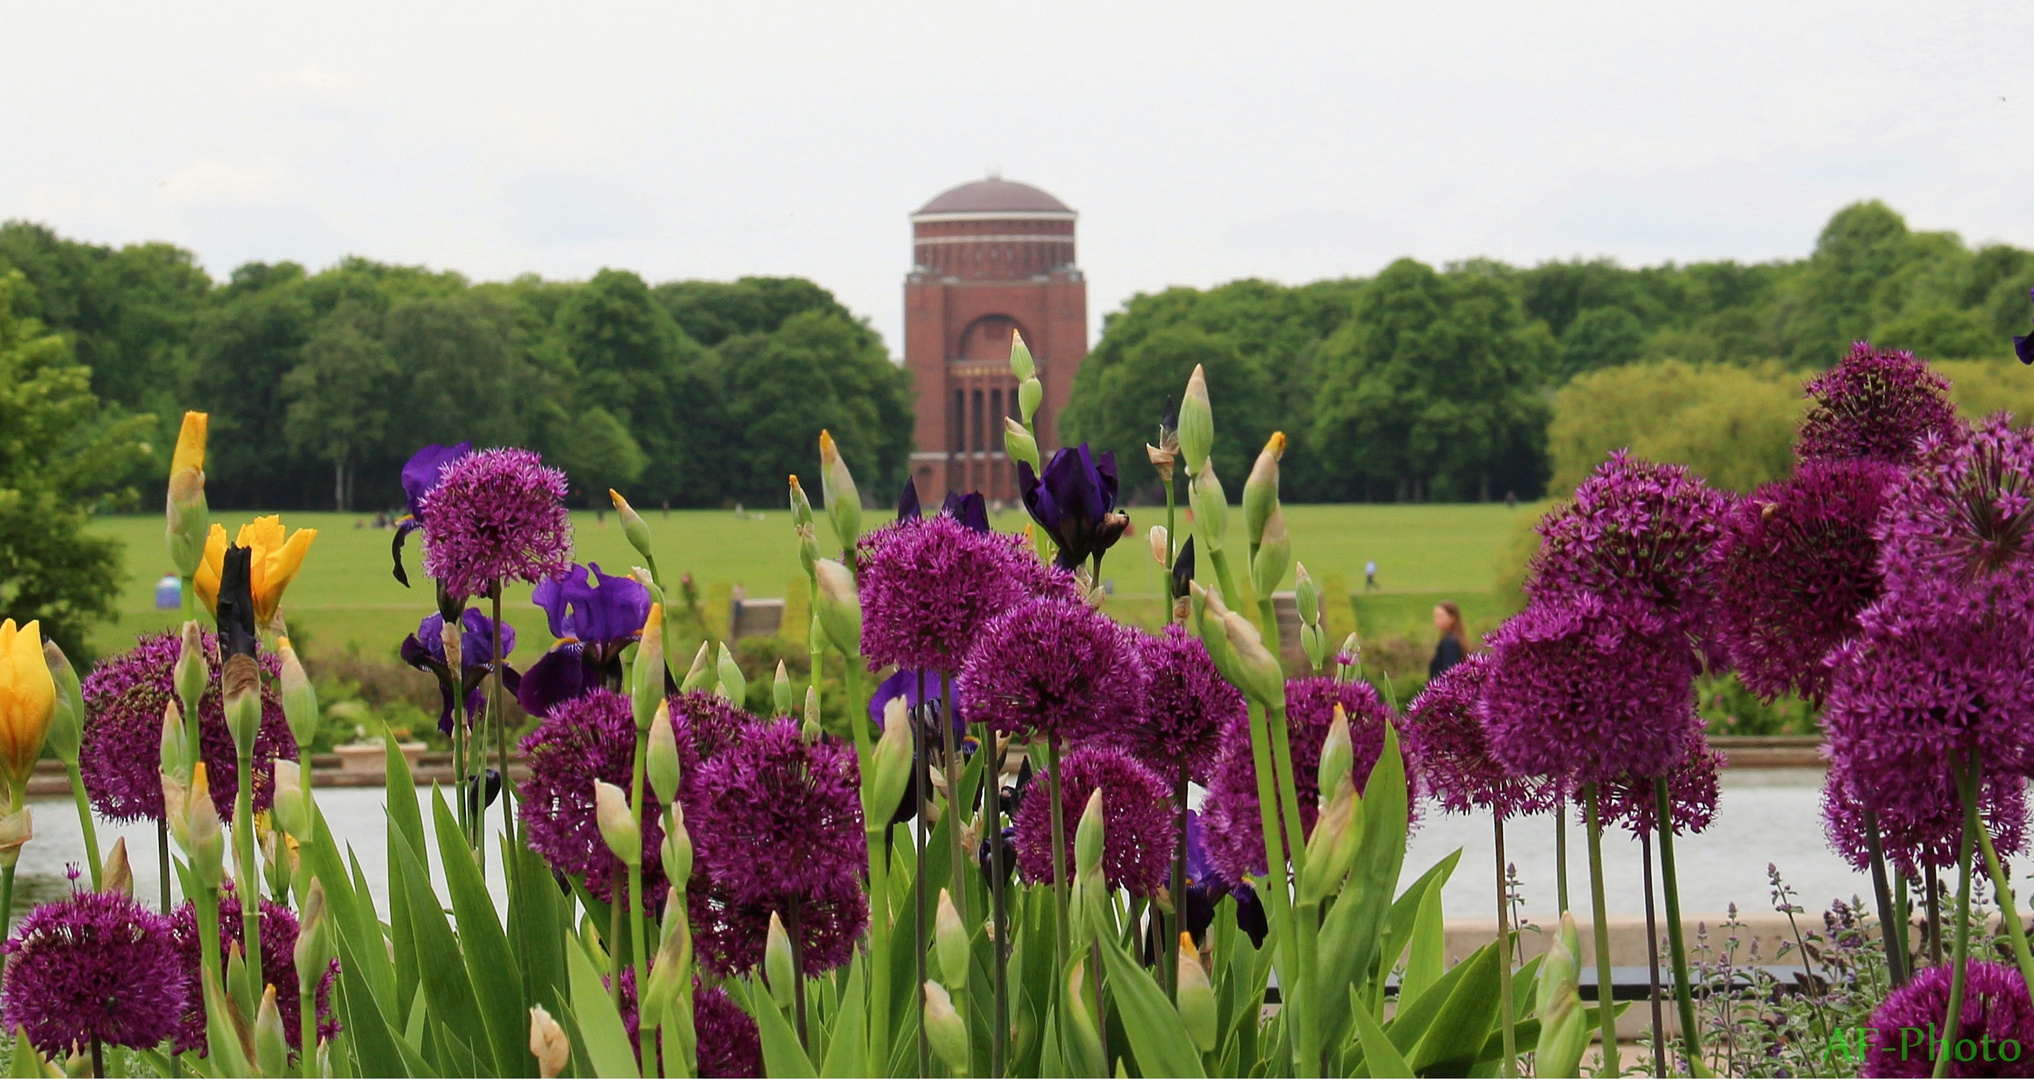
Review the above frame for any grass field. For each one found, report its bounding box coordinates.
[86,502,1540,660]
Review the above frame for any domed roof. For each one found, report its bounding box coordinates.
[914,177,1074,218]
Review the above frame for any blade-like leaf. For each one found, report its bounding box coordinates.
[820,956,868,1078]
[389,824,496,1073]
[1098,936,1208,1078]
[1348,985,1412,1078]
[565,930,642,1079]
[733,973,819,1078]
[1398,876,1446,1007]
[431,787,530,1074]
[1407,943,1501,1074]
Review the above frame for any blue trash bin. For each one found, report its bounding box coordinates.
[155,575,181,610]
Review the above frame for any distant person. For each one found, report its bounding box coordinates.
[1504,490,1517,510]
[1429,601,1467,679]
[1364,560,1380,592]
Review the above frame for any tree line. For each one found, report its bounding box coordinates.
[0,224,913,512]
[1060,200,2034,502]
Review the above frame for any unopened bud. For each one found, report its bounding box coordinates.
[1317,705,1353,801]
[1074,787,1106,879]
[1018,376,1042,426]
[0,807,30,869]
[1536,912,1589,1080]
[773,660,792,717]
[814,559,862,659]
[1222,611,1284,707]
[1249,504,1291,597]
[788,475,815,529]
[864,697,913,827]
[42,641,82,766]
[1148,525,1168,567]
[185,763,224,885]
[1189,465,1228,554]
[1146,442,1177,484]
[1298,780,1358,907]
[803,686,820,731]
[223,654,262,756]
[277,642,319,748]
[1177,932,1216,1053]
[175,621,208,720]
[166,412,211,578]
[681,641,713,693]
[661,802,694,888]
[594,781,640,867]
[1008,329,1035,381]
[254,984,288,1078]
[817,430,862,554]
[647,702,680,807]
[925,980,970,1072]
[1003,418,1039,474]
[1336,632,1363,683]
[103,837,132,897]
[715,643,746,706]
[270,758,308,838]
[935,889,969,989]
[1177,365,1213,477]
[611,490,658,579]
[529,1006,570,1079]
[1295,563,1320,626]
[1242,431,1285,549]
[765,912,796,1011]
[633,605,666,732]
[295,878,330,975]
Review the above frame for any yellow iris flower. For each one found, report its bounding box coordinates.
[194,516,319,627]
[0,620,56,794]
[170,411,208,478]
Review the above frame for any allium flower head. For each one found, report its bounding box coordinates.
[1482,596,1700,787]
[1875,416,2034,623]
[1796,342,1959,467]
[80,629,295,823]
[1865,959,2034,1077]
[1199,677,1404,887]
[1711,459,1900,703]
[170,889,337,1055]
[1821,763,2026,878]
[1599,728,1724,837]
[1403,652,1556,818]
[608,969,761,1078]
[857,513,1074,672]
[1117,624,1244,785]
[1528,451,1727,620]
[420,447,573,598]
[689,872,866,978]
[519,689,676,909]
[690,718,864,907]
[1012,745,1177,895]
[957,594,1146,744]
[1,890,184,1055]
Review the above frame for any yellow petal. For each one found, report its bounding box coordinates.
[193,525,227,616]
[255,526,317,626]
[0,621,55,789]
[170,412,208,477]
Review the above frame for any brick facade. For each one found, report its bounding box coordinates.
[904,178,1088,507]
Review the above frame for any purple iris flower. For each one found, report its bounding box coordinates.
[517,563,651,719]
[391,442,473,587]
[2016,288,2034,365]
[868,668,967,741]
[896,479,991,534]
[1018,443,1130,571]
[400,608,520,733]
[1182,811,1266,947]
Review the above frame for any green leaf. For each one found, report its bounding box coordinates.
[7,1027,43,1077]
[1348,985,1412,1078]
[389,823,496,1073]
[742,974,819,1078]
[1398,876,1446,1007]
[1097,937,1208,1078]
[332,933,417,1077]
[430,787,530,1074]
[565,929,642,1079]
[1406,943,1501,1074]
[304,802,396,1008]
[507,838,569,1019]
[820,958,868,1077]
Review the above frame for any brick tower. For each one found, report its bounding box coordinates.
[904,175,1087,507]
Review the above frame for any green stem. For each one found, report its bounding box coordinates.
[1168,771,1188,1003]
[1496,812,1516,1079]
[609,887,626,1011]
[1641,830,1665,1079]
[1864,810,1908,987]
[1266,701,1318,1078]
[300,986,318,1078]
[235,745,262,1001]
[1933,796,1975,1080]
[0,863,14,979]
[1584,784,1617,1077]
[629,736,653,1070]
[1957,748,2034,1011]
[1556,791,1571,914]
[986,730,1009,1078]
[159,820,172,914]
[1240,699,1304,1077]
[492,588,516,867]
[914,672,931,1080]
[453,700,469,843]
[865,824,892,1071]
[1655,776,1702,1070]
[65,761,102,889]
[940,676,967,924]
[1046,740,1070,981]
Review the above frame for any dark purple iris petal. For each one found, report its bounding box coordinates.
[941,491,989,533]
[1020,444,1120,570]
[869,668,965,739]
[401,442,473,518]
[518,643,603,719]
[402,608,518,732]
[897,478,923,521]
[532,563,650,647]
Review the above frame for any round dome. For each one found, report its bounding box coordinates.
[915,177,1074,218]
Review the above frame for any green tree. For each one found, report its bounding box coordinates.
[283,301,397,510]
[1547,360,1802,493]
[0,273,152,658]
[189,263,319,507]
[1557,306,1645,378]
[554,406,648,506]
[1872,306,1998,360]
[653,276,850,347]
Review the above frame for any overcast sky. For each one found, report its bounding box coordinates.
[6,2,2030,353]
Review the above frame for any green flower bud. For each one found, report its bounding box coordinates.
[715,642,746,706]
[593,781,640,867]
[1317,704,1353,799]
[254,985,289,1079]
[166,412,210,579]
[1018,376,1042,426]
[1074,787,1105,878]
[1190,583,1244,690]
[661,802,694,888]
[788,474,815,528]
[1222,611,1285,708]
[1336,632,1363,683]
[765,912,796,1012]
[1249,504,1291,597]
[270,758,308,839]
[924,980,971,1074]
[184,764,225,887]
[611,489,658,581]
[864,697,913,827]
[772,661,792,717]
[1241,432,1285,549]
[1176,933,1216,1053]
[175,621,207,724]
[1294,563,1320,626]
[817,430,862,555]
[814,559,862,660]
[633,605,666,732]
[1177,365,1213,477]
[1008,329,1035,381]
[803,685,820,732]
[1063,958,1104,1075]
[1002,418,1039,475]
[1189,465,1228,554]
[808,611,829,655]
[680,641,714,694]
[935,889,969,989]
[41,641,82,766]
[277,641,319,749]
[647,702,680,808]
[1298,776,1358,907]
[159,701,190,784]
[295,878,331,977]
[1536,912,1589,1080]
[222,654,262,759]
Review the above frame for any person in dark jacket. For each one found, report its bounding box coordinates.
[1429,601,1468,679]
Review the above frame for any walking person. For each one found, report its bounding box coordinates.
[1364,559,1380,592]
[1429,601,1468,679]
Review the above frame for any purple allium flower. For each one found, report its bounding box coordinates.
[1012,745,1177,895]
[1874,416,2034,624]
[1865,959,2034,1077]
[858,513,1074,673]
[80,630,295,824]
[1599,728,1725,837]
[1,890,184,1056]
[518,689,675,910]
[688,870,867,978]
[956,594,1146,745]
[419,447,573,599]
[1820,764,2027,879]
[1198,677,1404,887]
[690,718,864,907]
[519,563,649,718]
[1711,459,1900,704]
[1796,342,1959,468]
[609,968,762,1078]
[1527,451,1727,621]
[1116,624,1244,787]
[1019,444,1130,572]
[400,608,521,734]
[1403,652,1557,819]
[1481,596,1700,788]
[169,889,338,1055]
[391,442,472,587]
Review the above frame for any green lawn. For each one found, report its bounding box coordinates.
[87,502,1536,660]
